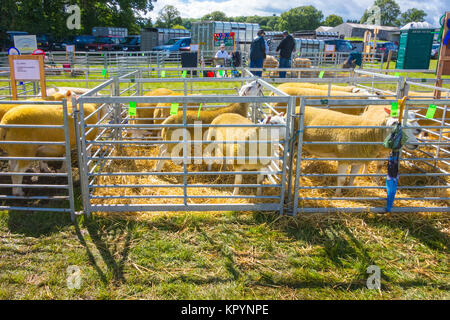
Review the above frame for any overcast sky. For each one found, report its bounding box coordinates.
[146,0,449,27]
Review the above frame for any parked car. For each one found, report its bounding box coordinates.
[36,34,54,51]
[431,43,440,59]
[324,39,354,53]
[152,37,191,53]
[85,36,124,51]
[375,42,398,60]
[115,36,141,51]
[51,37,74,51]
[74,35,96,51]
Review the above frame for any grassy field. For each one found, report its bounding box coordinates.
[0,64,448,300]
[0,209,448,299]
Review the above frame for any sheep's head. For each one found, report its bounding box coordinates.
[239,81,263,97]
[261,113,287,141]
[384,107,421,150]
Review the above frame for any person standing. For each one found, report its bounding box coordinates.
[276,31,296,78]
[215,43,230,66]
[250,30,266,77]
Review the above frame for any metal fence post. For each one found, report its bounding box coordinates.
[62,99,76,221]
[292,98,306,216]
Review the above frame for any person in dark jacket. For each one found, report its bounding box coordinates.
[276,31,296,78]
[250,29,266,77]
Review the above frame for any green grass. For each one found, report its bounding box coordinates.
[0,209,448,300]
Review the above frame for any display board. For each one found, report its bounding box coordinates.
[8,55,46,100]
[13,35,37,54]
[213,32,235,47]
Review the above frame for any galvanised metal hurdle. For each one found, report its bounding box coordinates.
[290,97,450,215]
[0,99,76,219]
[75,76,294,216]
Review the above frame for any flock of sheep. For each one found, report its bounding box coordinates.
[0,79,442,200]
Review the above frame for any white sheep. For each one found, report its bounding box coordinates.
[205,113,286,196]
[153,81,264,172]
[293,106,420,195]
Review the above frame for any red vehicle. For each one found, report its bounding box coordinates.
[85,36,123,51]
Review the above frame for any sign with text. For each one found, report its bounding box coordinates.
[14,35,37,54]
[66,45,75,53]
[8,55,46,100]
[325,44,335,53]
[214,32,235,47]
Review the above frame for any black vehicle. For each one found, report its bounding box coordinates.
[36,34,54,51]
[115,36,141,51]
[73,35,96,50]
[324,39,354,53]
[51,37,74,51]
[375,42,398,60]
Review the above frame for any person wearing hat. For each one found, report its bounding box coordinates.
[250,29,266,77]
[276,31,296,78]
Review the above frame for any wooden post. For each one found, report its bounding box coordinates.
[434,12,450,99]
[386,49,393,71]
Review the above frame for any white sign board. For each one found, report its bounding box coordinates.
[13,59,41,81]
[14,35,37,54]
[325,44,336,53]
[190,44,199,52]
[66,45,75,53]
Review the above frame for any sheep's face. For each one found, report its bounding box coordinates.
[385,117,419,150]
[262,114,287,141]
[239,81,263,97]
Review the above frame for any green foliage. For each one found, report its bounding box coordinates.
[172,24,187,30]
[202,11,228,22]
[155,5,182,28]
[398,8,427,26]
[323,14,343,27]
[277,6,323,32]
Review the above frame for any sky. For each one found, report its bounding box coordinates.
[146,0,449,27]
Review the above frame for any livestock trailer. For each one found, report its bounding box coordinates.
[191,21,260,58]
[140,28,191,51]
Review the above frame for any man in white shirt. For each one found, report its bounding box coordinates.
[215,43,230,65]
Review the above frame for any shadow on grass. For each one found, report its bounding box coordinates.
[6,210,73,237]
[75,216,135,285]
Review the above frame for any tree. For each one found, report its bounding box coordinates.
[277,6,323,32]
[360,0,401,26]
[155,5,182,28]
[323,14,343,27]
[172,24,187,30]
[202,11,228,22]
[399,8,427,26]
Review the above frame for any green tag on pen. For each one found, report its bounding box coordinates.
[319,71,325,78]
[170,103,179,115]
[390,102,399,117]
[218,70,224,77]
[197,103,203,118]
[129,102,137,116]
[161,70,166,78]
[425,104,437,119]
[182,70,187,78]
[394,72,400,77]
[102,69,107,76]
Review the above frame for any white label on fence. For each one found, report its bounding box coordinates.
[325,44,335,52]
[14,35,37,54]
[13,59,41,81]
[190,44,199,52]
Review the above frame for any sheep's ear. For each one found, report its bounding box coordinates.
[384,107,391,114]
[265,116,272,124]
[279,112,285,117]
[66,90,72,98]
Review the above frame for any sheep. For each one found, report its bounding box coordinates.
[205,113,286,195]
[270,85,370,115]
[263,55,279,77]
[153,93,202,125]
[292,106,420,195]
[0,93,68,122]
[153,81,264,172]
[0,99,101,196]
[131,88,176,137]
